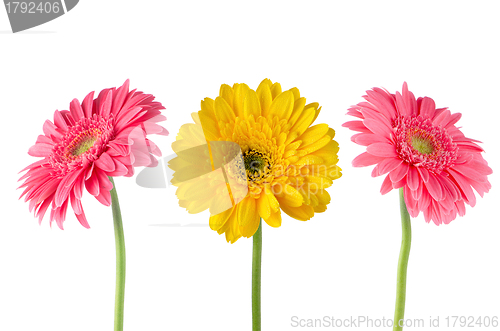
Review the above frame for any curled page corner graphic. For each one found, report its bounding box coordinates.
[135,159,167,189]
[4,0,79,33]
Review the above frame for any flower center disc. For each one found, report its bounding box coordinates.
[70,136,98,156]
[411,135,434,155]
[394,115,458,173]
[243,149,270,182]
[50,115,114,177]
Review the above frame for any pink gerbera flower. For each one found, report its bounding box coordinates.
[343,82,492,225]
[19,80,168,229]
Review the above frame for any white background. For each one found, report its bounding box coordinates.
[1,1,499,330]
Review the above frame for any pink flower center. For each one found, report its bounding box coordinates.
[50,115,114,176]
[393,116,457,173]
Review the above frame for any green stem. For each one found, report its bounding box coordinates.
[393,188,412,331]
[109,177,126,331]
[252,219,262,331]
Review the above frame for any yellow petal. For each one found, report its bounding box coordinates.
[278,200,315,221]
[225,211,242,243]
[295,155,324,166]
[305,175,334,189]
[327,165,342,179]
[311,149,339,165]
[278,184,303,207]
[233,83,250,118]
[270,82,282,99]
[299,134,332,155]
[237,198,261,237]
[285,140,301,152]
[308,191,319,207]
[191,112,201,125]
[214,96,236,123]
[268,90,294,121]
[318,139,339,153]
[264,208,282,227]
[313,205,327,212]
[219,84,234,108]
[185,198,211,214]
[289,87,300,100]
[209,186,236,215]
[209,207,233,231]
[257,83,273,117]
[288,97,306,127]
[237,197,257,227]
[243,89,261,119]
[316,189,331,205]
[198,111,221,141]
[288,106,315,142]
[298,124,329,146]
[257,78,272,90]
[200,97,215,116]
[309,104,321,124]
[265,186,280,212]
[257,191,271,220]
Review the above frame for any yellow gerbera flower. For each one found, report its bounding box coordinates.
[170,79,341,243]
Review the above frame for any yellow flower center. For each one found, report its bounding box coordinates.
[70,136,98,156]
[411,135,434,155]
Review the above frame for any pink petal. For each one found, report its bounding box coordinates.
[406,166,420,191]
[448,169,477,207]
[416,167,429,183]
[359,107,392,128]
[99,90,113,118]
[111,79,130,116]
[363,118,392,138]
[42,120,62,141]
[53,110,69,131]
[395,92,410,117]
[342,120,370,133]
[380,175,393,195]
[70,191,82,215]
[54,170,82,207]
[352,152,385,167]
[85,170,100,197]
[425,174,444,201]
[401,82,418,117]
[452,164,487,182]
[28,143,53,157]
[96,169,113,191]
[75,209,90,229]
[94,152,116,172]
[74,173,85,199]
[81,91,95,118]
[419,97,436,119]
[70,98,84,121]
[411,181,423,200]
[444,113,462,129]
[418,189,431,211]
[108,141,130,156]
[455,199,466,217]
[353,133,389,146]
[372,157,403,177]
[389,162,409,183]
[438,175,460,202]
[95,190,111,206]
[364,88,397,120]
[106,159,129,177]
[346,106,364,119]
[366,142,397,158]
